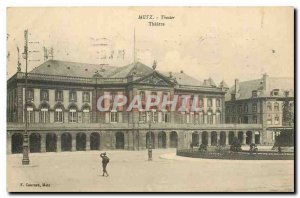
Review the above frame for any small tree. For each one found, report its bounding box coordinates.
[230,137,242,152]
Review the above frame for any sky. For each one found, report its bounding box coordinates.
[6,7,294,87]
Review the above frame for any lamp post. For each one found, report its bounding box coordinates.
[148,110,155,161]
[22,29,29,165]
[93,71,101,122]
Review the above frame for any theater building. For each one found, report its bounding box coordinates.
[7,60,263,154]
[225,74,294,145]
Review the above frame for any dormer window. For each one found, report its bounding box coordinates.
[252,90,257,98]
[271,89,279,96]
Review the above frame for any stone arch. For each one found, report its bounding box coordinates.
[238,131,244,144]
[158,131,166,149]
[76,132,86,151]
[53,102,65,111]
[61,132,72,151]
[115,132,125,149]
[211,131,217,146]
[229,131,235,145]
[192,132,199,146]
[81,103,91,111]
[246,131,253,145]
[12,133,23,154]
[46,133,57,152]
[90,132,100,150]
[146,131,155,149]
[29,133,41,153]
[202,131,208,145]
[220,131,226,146]
[38,101,50,110]
[170,131,178,148]
[68,103,78,110]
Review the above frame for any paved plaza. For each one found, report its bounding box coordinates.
[7,149,294,192]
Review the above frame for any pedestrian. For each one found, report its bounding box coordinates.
[100,152,109,177]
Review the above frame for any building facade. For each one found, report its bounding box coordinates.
[225,74,294,145]
[7,60,264,154]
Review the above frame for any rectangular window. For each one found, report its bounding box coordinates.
[40,109,48,123]
[40,90,49,101]
[274,116,280,125]
[252,103,257,112]
[267,116,272,125]
[27,107,34,123]
[69,91,77,102]
[244,105,248,113]
[69,109,77,123]
[216,99,220,107]
[83,92,90,102]
[207,99,212,107]
[27,89,34,100]
[139,111,146,123]
[55,109,63,123]
[252,90,257,98]
[56,90,63,101]
[252,115,257,124]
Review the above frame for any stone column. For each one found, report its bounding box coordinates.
[242,131,246,145]
[72,133,76,151]
[56,133,61,152]
[225,131,229,145]
[86,133,90,151]
[166,131,170,148]
[207,132,211,146]
[252,131,256,144]
[217,131,220,145]
[198,132,202,145]
[41,133,46,152]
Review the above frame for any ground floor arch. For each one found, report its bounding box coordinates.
[90,132,100,150]
[30,133,41,153]
[211,131,217,146]
[12,133,23,154]
[46,133,57,152]
[115,132,124,149]
[192,132,199,146]
[202,131,208,145]
[158,131,166,148]
[255,131,260,144]
[170,131,178,148]
[61,132,72,151]
[220,131,226,146]
[76,132,86,151]
[229,131,235,145]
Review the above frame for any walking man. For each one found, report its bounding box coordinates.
[100,152,109,177]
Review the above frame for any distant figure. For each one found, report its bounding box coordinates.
[100,152,109,177]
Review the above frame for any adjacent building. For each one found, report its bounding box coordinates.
[225,74,294,145]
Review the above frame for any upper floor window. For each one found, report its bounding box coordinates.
[216,99,221,107]
[274,115,280,125]
[27,89,34,100]
[54,107,63,123]
[216,111,221,124]
[244,104,248,113]
[271,89,279,96]
[140,91,145,101]
[83,92,90,102]
[139,111,146,123]
[69,91,77,102]
[252,115,257,124]
[69,107,77,123]
[274,102,279,111]
[40,104,49,123]
[238,105,243,113]
[207,99,212,107]
[199,97,204,107]
[207,111,213,124]
[252,103,257,112]
[252,90,257,98]
[267,102,272,111]
[26,105,34,123]
[110,111,118,123]
[40,90,49,101]
[267,115,272,125]
[55,90,63,101]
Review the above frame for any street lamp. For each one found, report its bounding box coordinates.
[148,110,155,161]
[22,29,30,165]
[93,71,101,122]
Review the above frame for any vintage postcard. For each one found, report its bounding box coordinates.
[6,7,294,192]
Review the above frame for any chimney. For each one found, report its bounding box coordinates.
[234,78,239,94]
[263,73,269,91]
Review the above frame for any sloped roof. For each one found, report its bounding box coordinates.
[225,77,294,101]
[105,62,153,78]
[160,71,204,86]
[30,60,115,78]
